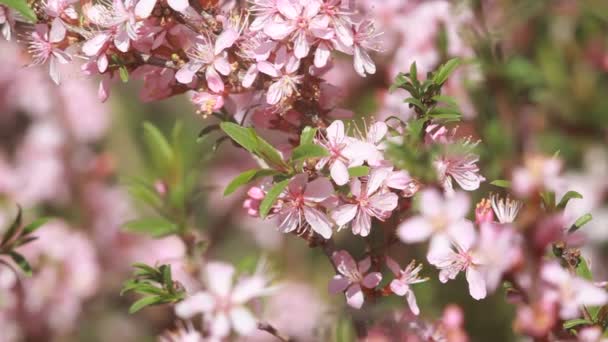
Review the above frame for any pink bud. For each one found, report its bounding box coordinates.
[442,305,464,329]
[154,180,167,195]
[247,186,265,200]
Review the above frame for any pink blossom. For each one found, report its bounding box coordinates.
[328,250,382,309]
[331,167,398,237]
[132,65,177,102]
[386,257,427,315]
[27,20,72,85]
[256,48,303,105]
[273,174,334,239]
[315,120,355,185]
[244,186,265,217]
[541,262,608,319]
[512,155,563,197]
[44,0,78,19]
[427,218,487,300]
[476,222,522,292]
[175,261,274,339]
[474,198,494,225]
[397,189,474,263]
[175,35,232,92]
[190,91,225,115]
[434,151,485,194]
[86,0,141,53]
[347,20,381,77]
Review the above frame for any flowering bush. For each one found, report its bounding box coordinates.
[1,0,608,341]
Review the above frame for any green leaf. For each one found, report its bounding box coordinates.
[253,133,288,169]
[9,252,32,276]
[348,166,370,177]
[1,205,22,246]
[300,127,317,145]
[126,181,163,208]
[406,118,427,139]
[259,178,290,218]
[403,98,425,111]
[0,0,36,22]
[576,257,593,281]
[22,217,49,236]
[224,169,277,196]
[129,295,163,314]
[541,191,556,211]
[143,122,174,171]
[132,263,162,277]
[123,218,177,238]
[432,58,461,85]
[119,66,129,83]
[563,318,591,329]
[291,143,329,161]
[389,73,408,92]
[428,112,462,121]
[409,62,418,83]
[490,179,511,188]
[569,213,592,233]
[219,122,258,153]
[431,95,459,108]
[161,265,173,291]
[557,191,583,210]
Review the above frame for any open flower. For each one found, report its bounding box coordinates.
[27,19,72,85]
[256,48,303,105]
[175,35,231,92]
[273,174,334,239]
[541,262,608,319]
[386,257,427,315]
[175,261,274,339]
[331,167,398,237]
[428,221,487,300]
[328,250,382,309]
[397,189,474,263]
[316,120,354,185]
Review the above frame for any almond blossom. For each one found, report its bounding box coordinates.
[175,261,275,339]
[175,35,231,92]
[427,219,487,300]
[44,0,78,20]
[315,120,360,185]
[26,20,72,85]
[397,189,474,262]
[476,222,522,293]
[328,250,382,309]
[541,262,608,319]
[331,167,398,237]
[256,48,303,105]
[348,19,381,77]
[273,174,334,239]
[385,257,427,315]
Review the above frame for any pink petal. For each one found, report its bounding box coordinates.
[427,233,453,265]
[419,189,443,217]
[367,167,391,195]
[167,0,188,11]
[135,0,156,18]
[406,290,420,315]
[368,122,388,144]
[49,18,66,43]
[386,171,412,190]
[276,0,299,19]
[205,67,224,93]
[390,279,409,296]
[257,61,280,77]
[397,216,433,243]
[204,262,235,297]
[97,54,108,73]
[215,29,239,54]
[330,160,349,186]
[326,120,345,144]
[362,272,382,288]
[49,56,60,85]
[314,42,331,68]
[210,313,231,338]
[328,275,350,294]
[369,192,398,212]
[345,284,364,309]
[98,78,111,102]
[331,204,357,226]
[229,307,257,335]
[266,80,283,105]
[466,267,487,300]
[353,46,375,77]
[352,211,371,237]
[304,177,333,201]
[175,61,201,84]
[385,256,401,276]
[82,33,110,56]
[332,250,357,276]
[263,20,295,40]
[213,57,231,76]
[175,292,214,318]
[278,207,299,233]
[449,219,476,251]
[242,64,258,88]
[303,206,333,239]
[446,191,471,221]
[294,31,310,59]
[358,257,371,274]
[114,28,130,52]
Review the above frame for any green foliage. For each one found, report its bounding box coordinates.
[223,169,278,196]
[563,318,592,329]
[121,263,185,314]
[490,179,512,188]
[291,143,329,161]
[569,213,593,233]
[123,217,177,238]
[300,127,317,145]
[0,0,36,22]
[259,178,290,219]
[348,166,370,177]
[557,191,583,210]
[0,206,49,276]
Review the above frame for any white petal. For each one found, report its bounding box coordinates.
[331,204,358,226]
[204,262,235,297]
[229,306,258,336]
[303,207,333,239]
[397,217,433,243]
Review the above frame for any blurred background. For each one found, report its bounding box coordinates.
[1,0,608,341]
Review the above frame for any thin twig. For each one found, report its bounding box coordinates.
[257,322,292,342]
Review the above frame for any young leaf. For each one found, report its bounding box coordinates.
[300,127,317,145]
[219,122,258,153]
[128,295,163,314]
[406,118,427,139]
[291,144,329,161]
[490,179,511,188]
[143,122,174,171]
[1,206,22,246]
[403,98,426,111]
[432,58,461,85]
[259,178,290,218]
[123,217,177,237]
[119,66,129,83]
[576,257,593,281]
[563,318,591,329]
[253,133,288,169]
[161,265,173,291]
[224,169,277,196]
[557,191,583,210]
[126,182,163,208]
[9,251,32,276]
[569,213,592,233]
[0,0,36,22]
[22,217,49,236]
[348,166,370,177]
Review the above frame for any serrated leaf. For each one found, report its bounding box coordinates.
[291,143,329,161]
[259,178,290,218]
[22,217,49,236]
[129,295,163,314]
[9,252,32,276]
[300,127,317,145]
[219,122,258,153]
[224,169,277,196]
[123,217,177,238]
[569,213,592,233]
[557,191,583,210]
[490,179,511,188]
[0,0,36,22]
[348,166,370,177]
[563,318,591,329]
[432,58,461,85]
[143,122,174,172]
